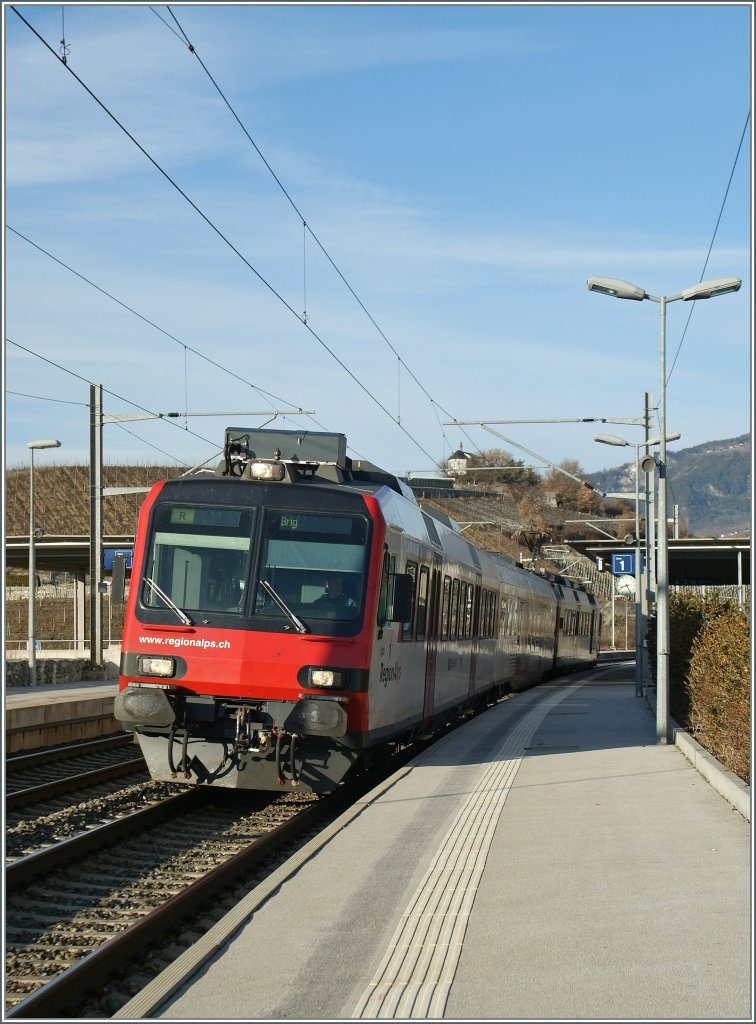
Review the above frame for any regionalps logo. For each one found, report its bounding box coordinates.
[380,661,402,686]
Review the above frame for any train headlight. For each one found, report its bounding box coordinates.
[249,461,285,481]
[306,667,347,690]
[136,655,176,678]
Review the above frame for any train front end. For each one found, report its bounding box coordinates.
[115,429,385,794]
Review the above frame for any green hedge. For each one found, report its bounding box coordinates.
[687,608,750,784]
[647,594,750,783]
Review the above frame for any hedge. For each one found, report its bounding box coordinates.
[647,594,750,784]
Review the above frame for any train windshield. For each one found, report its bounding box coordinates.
[255,510,369,623]
[142,504,255,616]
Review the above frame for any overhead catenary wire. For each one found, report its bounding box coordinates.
[110,421,190,465]
[12,6,439,466]
[6,226,353,454]
[7,226,310,416]
[7,389,88,408]
[7,337,219,455]
[157,5,455,452]
[666,109,750,385]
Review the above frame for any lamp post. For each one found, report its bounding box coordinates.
[587,274,741,743]
[27,438,62,685]
[594,431,681,699]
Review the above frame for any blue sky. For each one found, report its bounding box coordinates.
[4,2,752,483]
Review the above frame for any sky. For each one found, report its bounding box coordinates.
[3,2,752,486]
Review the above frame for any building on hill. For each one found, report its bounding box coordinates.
[446,447,472,476]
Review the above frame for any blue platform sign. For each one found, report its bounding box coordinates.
[104,548,133,571]
[611,552,644,575]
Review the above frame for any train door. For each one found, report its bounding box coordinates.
[468,576,482,695]
[422,555,443,723]
[551,593,561,674]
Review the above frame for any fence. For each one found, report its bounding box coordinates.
[5,576,129,655]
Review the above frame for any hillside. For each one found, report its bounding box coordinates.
[6,435,750,543]
[587,434,751,537]
[4,461,625,548]
[4,461,624,597]
[4,464,187,539]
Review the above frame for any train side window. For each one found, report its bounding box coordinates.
[441,576,451,639]
[471,585,479,637]
[416,566,429,640]
[450,579,460,638]
[402,561,418,640]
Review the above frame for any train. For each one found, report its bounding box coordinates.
[115,427,601,793]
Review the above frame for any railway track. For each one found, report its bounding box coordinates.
[5,736,151,853]
[5,785,325,1018]
[6,735,144,800]
[6,694,512,1018]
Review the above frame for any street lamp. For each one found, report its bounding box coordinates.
[588,274,741,743]
[27,439,62,685]
[594,431,681,699]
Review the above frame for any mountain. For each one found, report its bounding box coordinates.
[587,434,751,538]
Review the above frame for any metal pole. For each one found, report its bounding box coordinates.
[657,299,670,744]
[640,392,653,694]
[28,448,37,686]
[89,384,104,667]
[611,573,616,650]
[646,402,656,606]
[634,443,642,696]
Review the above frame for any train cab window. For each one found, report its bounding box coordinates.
[142,504,255,616]
[256,510,369,624]
[415,566,429,640]
[376,552,398,627]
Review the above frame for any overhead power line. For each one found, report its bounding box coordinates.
[7,226,309,415]
[12,5,439,465]
[155,5,457,455]
[666,109,751,385]
[7,337,218,455]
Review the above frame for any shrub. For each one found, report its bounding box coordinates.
[686,608,750,784]
[647,593,738,725]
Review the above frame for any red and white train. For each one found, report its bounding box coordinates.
[115,428,601,793]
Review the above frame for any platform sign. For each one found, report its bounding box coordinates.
[104,548,133,570]
[611,552,644,575]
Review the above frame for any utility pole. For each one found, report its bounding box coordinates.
[89,384,103,667]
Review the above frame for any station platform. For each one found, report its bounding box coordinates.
[4,679,120,753]
[116,663,752,1021]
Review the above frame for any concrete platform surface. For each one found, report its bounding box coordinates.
[5,680,120,752]
[5,680,119,705]
[116,663,751,1021]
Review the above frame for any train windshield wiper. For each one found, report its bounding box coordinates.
[143,576,193,626]
[258,579,309,634]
